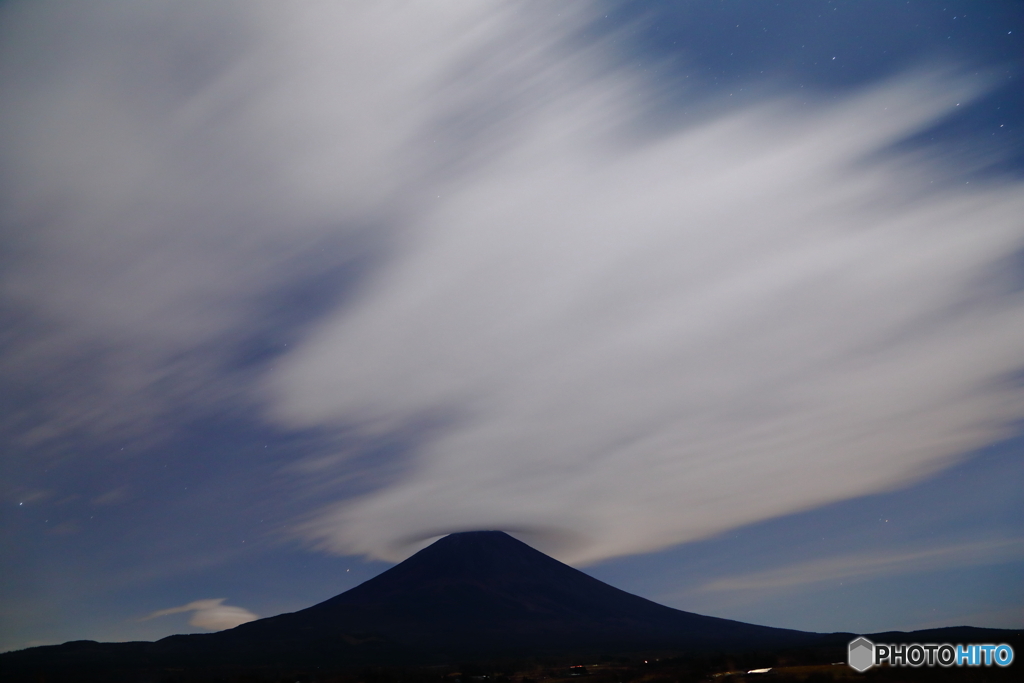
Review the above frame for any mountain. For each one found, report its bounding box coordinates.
[9,530,1017,680]
[210,530,819,660]
[1,531,823,680]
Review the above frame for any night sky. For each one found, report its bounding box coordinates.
[1,0,1023,653]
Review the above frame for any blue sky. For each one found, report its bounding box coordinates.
[1,0,1022,652]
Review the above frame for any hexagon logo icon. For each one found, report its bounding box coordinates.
[848,637,875,672]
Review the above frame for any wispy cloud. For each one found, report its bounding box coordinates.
[694,538,1024,594]
[0,0,510,445]
[142,598,257,631]
[269,63,1024,564]
[2,1,1022,568]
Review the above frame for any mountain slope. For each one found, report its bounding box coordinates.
[195,531,818,661]
[5,531,1021,681]
[2,531,822,678]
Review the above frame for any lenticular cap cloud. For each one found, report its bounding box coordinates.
[266,64,1024,562]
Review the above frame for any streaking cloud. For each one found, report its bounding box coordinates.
[1,1,1022,570]
[270,62,1024,564]
[695,538,1024,594]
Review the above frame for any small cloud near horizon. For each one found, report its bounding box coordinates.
[142,599,257,631]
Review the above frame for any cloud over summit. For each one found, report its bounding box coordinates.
[272,65,1024,564]
[2,1,1022,568]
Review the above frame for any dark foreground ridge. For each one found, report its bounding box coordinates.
[2,531,1020,681]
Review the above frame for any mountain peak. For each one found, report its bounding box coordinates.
[430,529,518,545]
[419,529,532,557]
[280,529,814,657]
[398,530,554,567]
[321,530,580,606]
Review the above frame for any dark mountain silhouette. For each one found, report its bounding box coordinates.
[3,531,1020,681]
[211,530,818,660]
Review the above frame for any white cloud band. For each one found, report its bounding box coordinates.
[2,2,1022,567]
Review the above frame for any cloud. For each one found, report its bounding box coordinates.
[694,538,1024,594]
[2,2,1022,567]
[267,66,1024,563]
[143,598,257,631]
[0,0,518,444]
[90,487,130,507]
